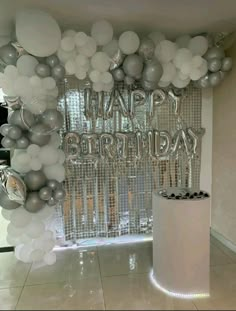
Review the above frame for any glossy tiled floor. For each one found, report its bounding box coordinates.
[1,236,236,310]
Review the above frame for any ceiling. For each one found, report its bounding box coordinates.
[1,0,236,38]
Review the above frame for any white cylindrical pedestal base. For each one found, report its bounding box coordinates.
[152,193,210,298]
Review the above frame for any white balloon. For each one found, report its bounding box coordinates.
[65,59,76,75]
[101,72,113,84]
[58,149,66,164]
[60,36,75,52]
[14,76,30,97]
[26,220,45,239]
[43,163,65,182]
[11,152,31,173]
[191,55,204,68]
[30,158,43,171]
[44,252,56,265]
[173,48,193,69]
[1,208,13,220]
[1,78,16,96]
[77,37,97,57]
[75,68,87,80]
[89,70,101,83]
[158,80,170,88]
[57,48,76,64]
[39,145,59,165]
[42,77,56,90]
[75,54,89,67]
[30,249,44,262]
[91,20,113,46]
[25,97,47,115]
[74,32,88,47]
[178,71,189,81]
[190,68,203,81]
[188,36,208,56]
[172,74,190,88]
[15,244,24,260]
[7,223,24,237]
[160,62,176,82]
[62,29,76,38]
[102,39,119,57]
[17,55,39,77]
[36,206,55,221]
[16,9,61,57]
[7,235,20,246]
[155,40,177,63]
[27,144,41,156]
[30,75,42,88]
[4,65,19,80]
[91,52,110,72]
[11,207,32,228]
[48,132,61,148]
[43,239,55,252]
[199,59,208,76]
[175,35,191,48]
[19,244,33,263]
[93,82,104,92]
[148,32,165,45]
[180,61,192,76]
[102,80,114,92]
[119,31,140,55]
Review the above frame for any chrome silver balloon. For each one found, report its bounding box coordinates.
[0,43,18,65]
[53,188,66,201]
[207,58,222,72]
[25,192,45,213]
[8,109,35,130]
[16,136,30,149]
[24,170,47,191]
[46,55,59,68]
[123,54,143,78]
[208,72,222,87]
[142,59,163,83]
[28,123,51,146]
[35,63,51,78]
[221,57,233,72]
[110,49,125,70]
[39,186,52,201]
[41,109,64,131]
[0,124,10,136]
[1,136,15,148]
[7,125,22,140]
[204,46,225,60]
[47,179,60,190]
[112,68,125,82]
[51,64,65,80]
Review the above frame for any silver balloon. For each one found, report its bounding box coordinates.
[129,89,146,119]
[64,132,80,161]
[187,127,205,155]
[209,72,222,87]
[24,170,47,191]
[138,38,155,62]
[150,130,171,157]
[142,59,163,83]
[39,186,52,201]
[8,109,35,130]
[1,137,16,148]
[221,57,233,72]
[112,68,125,82]
[2,96,22,110]
[47,179,59,190]
[25,192,45,213]
[81,134,97,157]
[0,165,26,204]
[47,197,57,206]
[115,133,129,159]
[53,188,66,201]
[141,79,157,91]
[0,124,10,136]
[110,49,125,70]
[208,58,222,72]
[135,131,143,160]
[168,89,182,116]
[97,91,104,118]
[41,109,64,131]
[0,43,18,65]
[46,55,59,68]
[0,188,20,210]
[171,129,192,157]
[28,123,51,146]
[16,136,30,149]
[35,63,51,78]
[7,125,22,140]
[105,89,128,119]
[149,89,166,119]
[123,54,143,78]
[51,64,65,80]
[84,89,92,119]
[99,133,115,160]
[196,74,210,88]
[204,47,225,60]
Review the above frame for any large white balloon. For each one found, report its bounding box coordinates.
[11,207,32,228]
[188,36,208,56]
[39,145,59,165]
[119,31,140,55]
[17,55,39,77]
[91,52,110,72]
[91,20,113,46]
[16,9,61,57]
[160,62,176,82]
[155,40,177,63]
[44,252,56,265]
[173,48,193,69]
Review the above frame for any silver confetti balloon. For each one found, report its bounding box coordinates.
[8,109,35,130]
[123,54,143,78]
[209,72,222,87]
[46,55,59,68]
[7,125,22,140]
[25,192,45,213]
[47,179,59,190]
[204,47,225,60]
[41,109,64,131]
[28,123,51,146]
[142,59,163,83]
[0,43,18,65]
[16,136,30,149]
[24,170,47,191]
[208,58,222,72]
[221,57,233,72]
[0,124,10,136]
[110,49,125,70]
[1,137,16,148]
[138,38,155,62]
[39,186,52,201]
[112,68,125,82]
[51,64,65,80]
[53,188,66,201]
[0,165,26,205]
[35,63,51,78]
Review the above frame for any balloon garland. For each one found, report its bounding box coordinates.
[0,8,233,265]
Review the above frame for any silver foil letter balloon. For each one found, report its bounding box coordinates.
[149,89,166,119]
[81,134,98,157]
[99,133,115,160]
[105,89,128,119]
[115,132,129,160]
[64,132,80,160]
[129,89,146,119]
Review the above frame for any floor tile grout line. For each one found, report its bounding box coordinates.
[96,245,107,310]
[14,262,32,310]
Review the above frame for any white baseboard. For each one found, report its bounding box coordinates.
[211,228,236,253]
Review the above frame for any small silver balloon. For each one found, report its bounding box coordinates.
[0,43,18,65]
[7,125,22,140]
[0,188,20,210]
[0,165,26,204]
[221,57,233,72]
[204,47,225,60]
[47,197,57,206]
[24,170,47,191]
[141,79,157,91]
[123,54,143,78]
[196,74,210,88]
[16,136,30,149]
[1,137,15,148]
[28,123,51,146]
[53,188,66,201]
[208,58,222,72]
[51,64,65,80]
[39,186,52,201]
[209,72,222,87]
[46,55,59,68]
[8,109,35,130]
[142,59,163,83]
[47,179,59,190]
[35,63,51,78]
[138,38,155,62]
[25,192,45,213]
[112,68,125,81]
[41,109,64,131]
[0,124,10,136]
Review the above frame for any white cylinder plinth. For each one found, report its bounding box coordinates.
[152,192,210,297]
